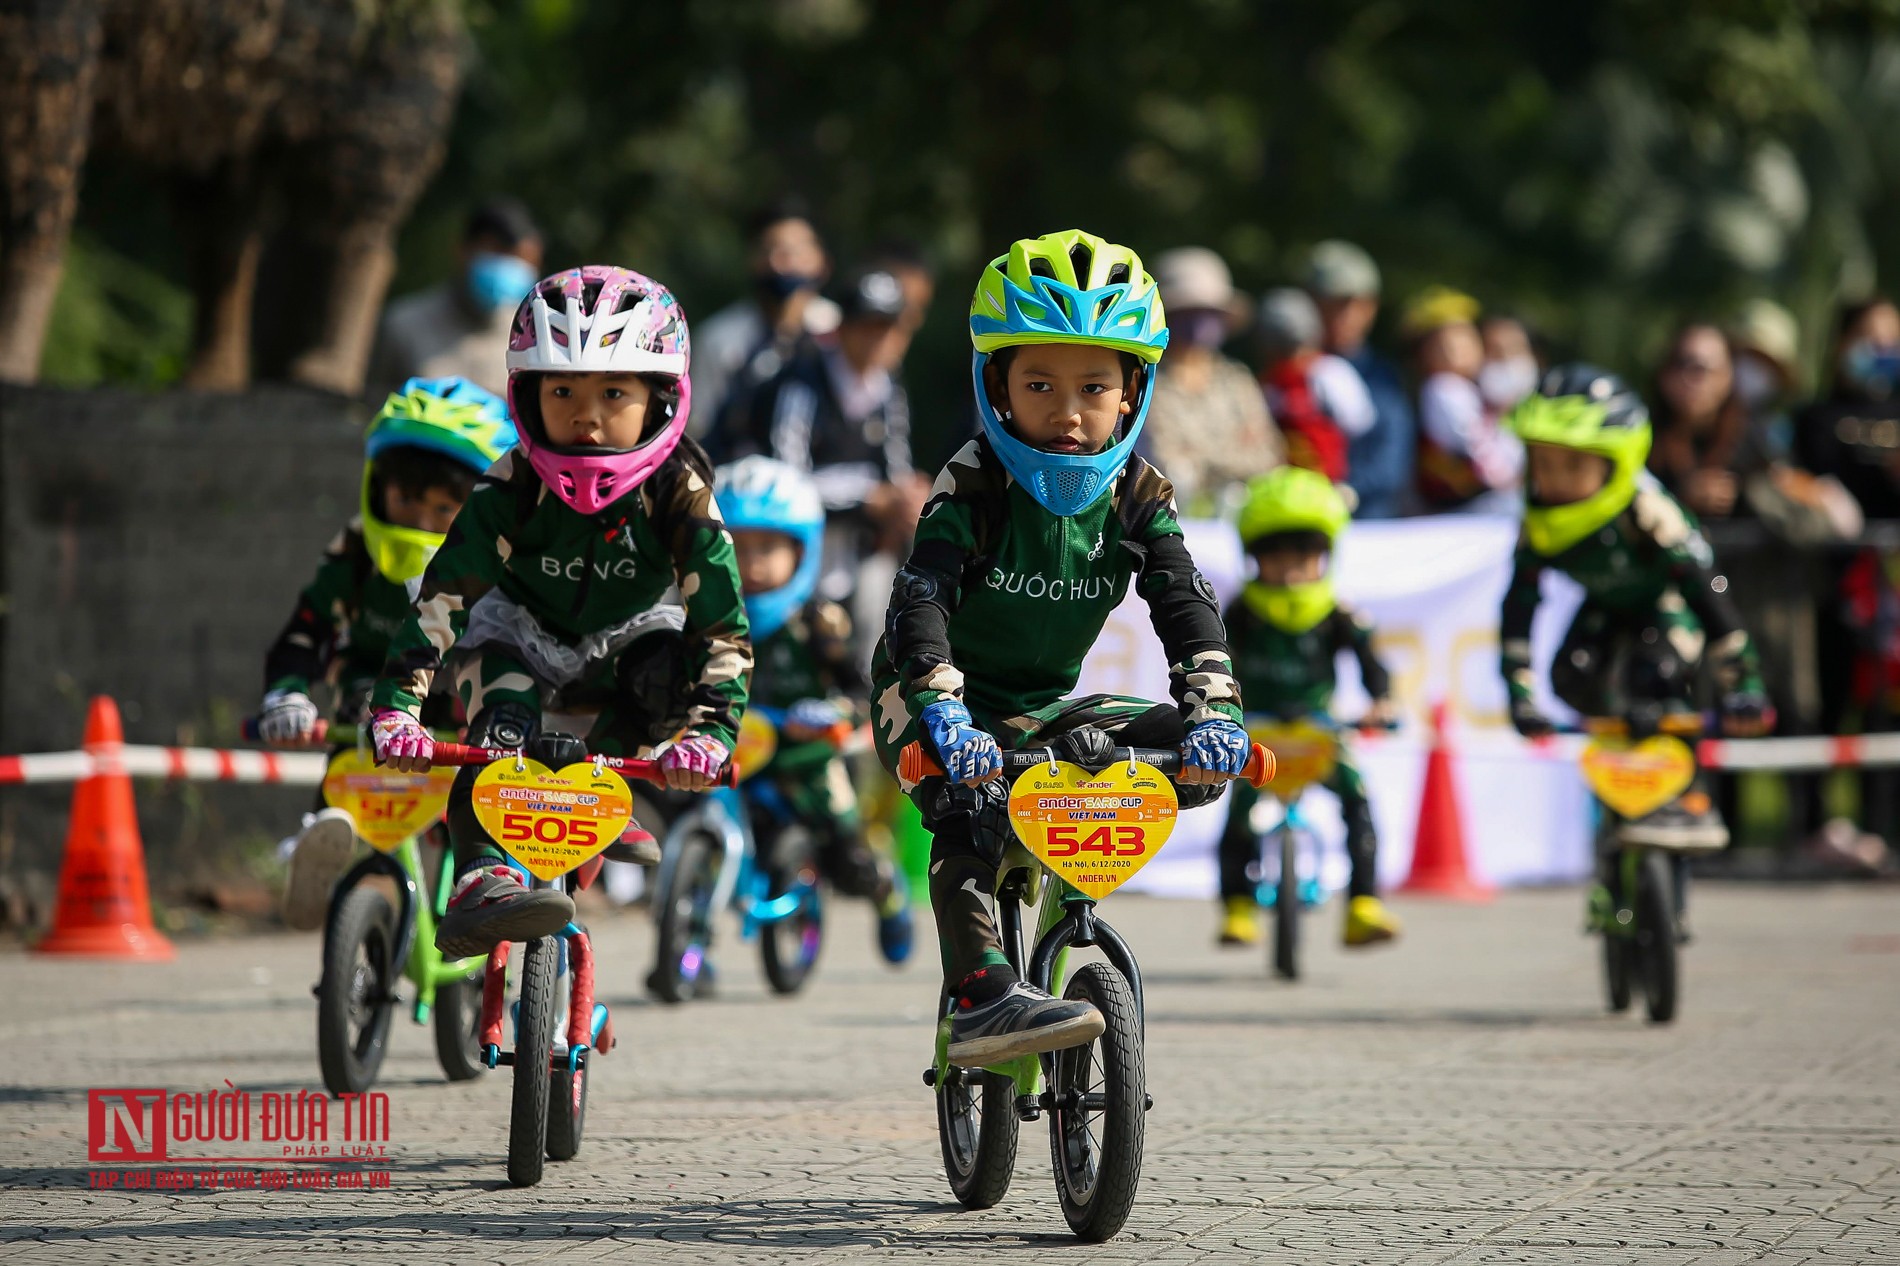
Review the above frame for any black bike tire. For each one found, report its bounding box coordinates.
[651,832,719,1004]
[507,934,557,1186]
[937,1062,1019,1209]
[759,839,822,996]
[1272,829,1299,981]
[317,885,398,1097]
[1637,851,1680,1024]
[545,1057,589,1161]
[1051,961,1145,1242]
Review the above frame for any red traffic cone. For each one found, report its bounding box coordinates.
[35,697,175,959]
[1400,702,1493,900]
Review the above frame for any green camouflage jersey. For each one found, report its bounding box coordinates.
[1501,477,1762,703]
[1226,598,1390,718]
[878,437,1242,732]
[264,521,416,703]
[371,442,751,748]
[752,600,867,713]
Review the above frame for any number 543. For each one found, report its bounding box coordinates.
[1046,824,1145,858]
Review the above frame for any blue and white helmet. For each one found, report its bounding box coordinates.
[968,229,1170,517]
[714,456,826,640]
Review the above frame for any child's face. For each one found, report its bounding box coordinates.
[1527,443,1612,506]
[732,529,802,595]
[999,343,1133,455]
[1419,322,1484,380]
[383,484,464,535]
[1253,545,1329,587]
[539,373,653,448]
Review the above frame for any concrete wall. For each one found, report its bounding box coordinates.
[1,385,371,920]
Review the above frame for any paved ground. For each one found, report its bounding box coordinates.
[0,883,1896,1264]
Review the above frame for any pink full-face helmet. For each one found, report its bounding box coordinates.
[505,265,693,515]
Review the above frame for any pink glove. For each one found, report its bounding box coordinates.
[371,709,434,771]
[660,733,729,790]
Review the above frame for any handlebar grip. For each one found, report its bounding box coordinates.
[898,741,939,784]
[1244,743,1275,788]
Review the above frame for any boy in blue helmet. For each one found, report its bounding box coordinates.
[715,456,913,963]
[870,230,1249,1062]
[259,376,517,929]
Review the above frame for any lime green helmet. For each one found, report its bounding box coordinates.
[1508,363,1651,557]
[362,376,517,582]
[1237,467,1351,633]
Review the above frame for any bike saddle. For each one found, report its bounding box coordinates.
[1047,726,1116,771]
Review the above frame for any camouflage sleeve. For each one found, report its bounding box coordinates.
[1124,462,1243,726]
[1632,484,1764,695]
[655,455,752,750]
[1500,534,1544,704]
[1334,604,1390,701]
[887,441,990,712]
[369,458,515,716]
[263,526,361,695]
[810,600,870,714]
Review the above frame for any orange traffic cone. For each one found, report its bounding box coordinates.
[1400,702,1493,900]
[35,697,175,959]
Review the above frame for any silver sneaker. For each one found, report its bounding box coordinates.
[947,981,1105,1064]
[282,809,358,931]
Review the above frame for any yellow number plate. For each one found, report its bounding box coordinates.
[1244,719,1338,798]
[731,710,778,784]
[1581,735,1695,819]
[469,760,632,881]
[1007,761,1178,900]
[321,749,455,851]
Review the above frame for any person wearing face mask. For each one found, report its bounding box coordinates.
[367,198,544,398]
[1139,247,1283,514]
[694,199,843,440]
[1647,323,1751,520]
[1479,314,1541,414]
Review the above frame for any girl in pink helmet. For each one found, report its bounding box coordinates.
[367,266,753,957]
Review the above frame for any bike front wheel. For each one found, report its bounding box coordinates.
[759,854,823,996]
[1636,851,1679,1023]
[1272,829,1300,981]
[317,884,398,1097]
[1049,961,1145,1243]
[650,831,720,1004]
[507,934,557,1186]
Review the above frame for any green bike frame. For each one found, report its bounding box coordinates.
[329,831,483,1021]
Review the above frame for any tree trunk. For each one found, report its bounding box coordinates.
[177,168,266,390]
[287,218,395,396]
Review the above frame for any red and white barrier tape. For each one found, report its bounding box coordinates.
[0,743,327,787]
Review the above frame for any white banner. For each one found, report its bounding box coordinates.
[1075,515,1596,898]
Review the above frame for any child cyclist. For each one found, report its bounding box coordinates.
[873,230,1251,1063]
[258,376,516,930]
[1502,365,1771,857]
[714,455,914,964]
[1217,466,1402,948]
[370,266,752,958]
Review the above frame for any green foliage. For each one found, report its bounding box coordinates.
[39,232,192,389]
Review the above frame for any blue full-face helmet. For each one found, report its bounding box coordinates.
[714,456,826,640]
[968,229,1170,516]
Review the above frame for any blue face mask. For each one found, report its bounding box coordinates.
[466,251,537,314]
[1845,340,1900,399]
[755,270,821,301]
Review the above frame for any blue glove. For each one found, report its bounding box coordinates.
[919,700,1003,784]
[1181,718,1249,778]
[787,697,849,733]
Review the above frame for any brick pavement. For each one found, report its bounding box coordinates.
[0,884,1894,1263]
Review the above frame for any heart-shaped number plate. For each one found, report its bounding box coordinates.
[322,749,456,851]
[469,760,633,880]
[1581,735,1695,820]
[1007,760,1178,900]
[731,710,778,784]
[1245,718,1339,798]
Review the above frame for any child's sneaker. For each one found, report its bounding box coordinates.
[605,822,662,866]
[947,981,1105,1064]
[876,878,914,965]
[282,809,358,931]
[1218,895,1260,947]
[1620,794,1728,851]
[1343,895,1402,947]
[434,865,574,958]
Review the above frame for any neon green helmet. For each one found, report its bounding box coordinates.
[969,229,1169,362]
[1508,363,1651,557]
[361,376,517,582]
[1237,467,1351,633]
[1237,466,1351,549]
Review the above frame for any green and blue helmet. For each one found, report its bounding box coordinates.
[362,376,517,582]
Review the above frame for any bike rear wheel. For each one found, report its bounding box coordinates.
[1050,961,1145,1242]
[1602,932,1633,1012]
[759,841,823,995]
[1272,829,1299,981]
[317,885,398,1097]
[1636,851,1679,1024]
[651,831,720,1004]
[507,933,557,1186]
[546,1058,589,1161]
[432,971,487,1081]
[937,1062,1018,1209]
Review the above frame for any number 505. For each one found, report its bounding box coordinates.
[1046,824,1145,858]
[500,813,598,847]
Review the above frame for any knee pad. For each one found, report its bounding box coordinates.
[469,700,541,751]
[920,777,1013,867]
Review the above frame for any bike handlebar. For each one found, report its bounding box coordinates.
[897,741,1275,788]
[240,717,461,750]
[425,742,737,789]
